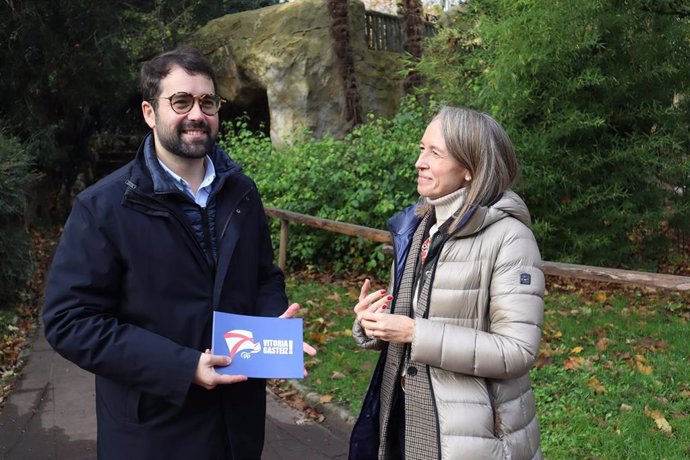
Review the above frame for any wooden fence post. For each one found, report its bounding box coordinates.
[279,218,288,272]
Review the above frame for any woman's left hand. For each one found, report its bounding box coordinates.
[360,312,414,344]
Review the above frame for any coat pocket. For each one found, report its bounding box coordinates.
[135,392,170,424]
[95,378,141,425]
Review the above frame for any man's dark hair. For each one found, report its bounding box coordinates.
[140,45,218,103]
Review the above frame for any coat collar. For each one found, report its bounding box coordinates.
[453,190,532,238]
[125,132,242,196]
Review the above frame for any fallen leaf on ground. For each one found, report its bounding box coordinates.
[325,292,341,302]
[563,356,584,370]
[332,329,352,337]
[587,378,606,394]
[534,354,553,369]
[644,406,672,434]
[308,332,327,344]
[636,361,653,375]
[595,337,610,351]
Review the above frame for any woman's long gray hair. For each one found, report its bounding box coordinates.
[416,106,519,230]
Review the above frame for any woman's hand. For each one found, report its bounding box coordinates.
[353,278,393,327]
[359,312,414,344]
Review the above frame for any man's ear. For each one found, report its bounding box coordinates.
[142,101,156,129]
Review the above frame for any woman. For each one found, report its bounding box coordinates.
[349,106,544,460]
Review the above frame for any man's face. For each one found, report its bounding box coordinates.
[142,65,219,160]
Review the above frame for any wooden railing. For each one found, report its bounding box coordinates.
[365,10,405,51]
[364,10,436,52]
[265,206,690,292]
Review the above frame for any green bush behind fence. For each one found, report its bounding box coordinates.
[0,131,34,305]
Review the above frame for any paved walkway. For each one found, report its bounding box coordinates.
[0,325,349,460]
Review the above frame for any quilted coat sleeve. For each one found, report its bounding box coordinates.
[352,320,385,350]
[411,223,544,379]
[43,198,201,407]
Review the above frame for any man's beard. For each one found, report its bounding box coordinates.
[158,120,216,159]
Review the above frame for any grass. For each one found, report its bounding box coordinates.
[285,273,690,459]
[284,274,378,411]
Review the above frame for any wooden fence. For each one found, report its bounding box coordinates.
[265,206,690,292]
[364,10,436,52]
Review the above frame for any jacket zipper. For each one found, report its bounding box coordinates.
[219,188,253,240]
[200,207,215,268]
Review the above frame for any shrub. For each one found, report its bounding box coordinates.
[416,0,690,268]
[219,98,432,275]
[0,132,35,305]
[221,0,690,273]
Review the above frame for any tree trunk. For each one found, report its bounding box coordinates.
[402,0,424,93]
[327,0,363,127]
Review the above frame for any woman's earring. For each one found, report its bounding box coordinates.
[466,176,472,181]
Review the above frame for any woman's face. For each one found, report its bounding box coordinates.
[416,119,470,199]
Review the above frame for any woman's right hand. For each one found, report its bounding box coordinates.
[354,279,393,328]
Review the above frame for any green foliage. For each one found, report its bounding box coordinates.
[0,0,140,216]
[417,0,690,267]
[121,0,278,60]
[0,132,35,304]
[0,0,278,219]
[219,98,432,274]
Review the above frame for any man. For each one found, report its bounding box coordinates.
[43,46,307,459]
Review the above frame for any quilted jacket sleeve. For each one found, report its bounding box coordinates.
[352,320,386,350]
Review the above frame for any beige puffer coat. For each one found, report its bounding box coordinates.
[353,191,544,459]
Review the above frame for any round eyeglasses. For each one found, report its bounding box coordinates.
[150,92,226,116]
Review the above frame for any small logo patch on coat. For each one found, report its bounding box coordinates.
[520,273,531,285]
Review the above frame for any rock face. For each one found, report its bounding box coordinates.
[191,0,403,146]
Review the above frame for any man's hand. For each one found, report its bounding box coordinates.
[279,303,317,376]
[193,350,248,390]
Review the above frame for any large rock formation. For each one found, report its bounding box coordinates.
[190,0,403,146]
